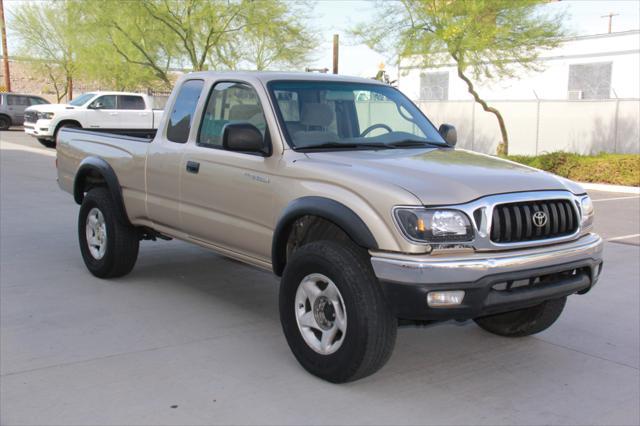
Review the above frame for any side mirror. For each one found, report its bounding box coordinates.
[438,123,457,147]
[222,123,266,155]
[90,101,104,110]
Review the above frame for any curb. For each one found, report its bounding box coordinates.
[579,182,640,195]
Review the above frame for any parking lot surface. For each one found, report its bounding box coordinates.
[1,129,639,426]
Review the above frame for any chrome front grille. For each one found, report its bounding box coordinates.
[418,191,584,251]
[489,199,578,243]
[24,111,38,123]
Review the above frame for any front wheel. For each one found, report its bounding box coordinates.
[0,115,10,130]
[474,296,567,337]
[37,138,56,149]
[78,187,140,278]
[279,240,397,383]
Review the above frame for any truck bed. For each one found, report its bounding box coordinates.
[56,127,152,225]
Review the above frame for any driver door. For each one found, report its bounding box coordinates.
[85,95,118,129]
[179,80,277,262]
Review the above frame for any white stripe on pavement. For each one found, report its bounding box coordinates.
[608,234,640,242]
[592,196,640,202]
[0,141,56,157]
[580,182,640,195]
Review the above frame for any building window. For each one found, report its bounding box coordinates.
[568,62,612,100]
[420,71,449,100]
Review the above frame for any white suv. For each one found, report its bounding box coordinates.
[24,91,165,148]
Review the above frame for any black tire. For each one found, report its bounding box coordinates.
[54,122,80,143]
[279,240,397,383]
[0,115,10,130]
[474,296,567,337]
[78,187,139,278]
[37,138,56,149]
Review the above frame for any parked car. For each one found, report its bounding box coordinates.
[23,91,164,148]
[56,72,603,383]
[0,93,50,130]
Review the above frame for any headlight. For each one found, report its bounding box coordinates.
[37,112,54,120]
[394,208,474,243]
[580,195,594,229]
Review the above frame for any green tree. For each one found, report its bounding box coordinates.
[233,1,317,70]
[10,1,78,101]
[79,0,178,87]
[94,0,316,74]
[354,0,566,155]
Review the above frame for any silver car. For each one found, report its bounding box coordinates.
[0,93,50,130]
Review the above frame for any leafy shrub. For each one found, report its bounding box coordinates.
[506,152,640,187]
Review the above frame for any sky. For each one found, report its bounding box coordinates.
[4,0,640,78]
[309,0,640,78]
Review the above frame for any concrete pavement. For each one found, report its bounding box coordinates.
[1,130,639,425]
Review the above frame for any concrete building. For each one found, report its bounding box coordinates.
[396,30,640,155]
[399,30,640,101]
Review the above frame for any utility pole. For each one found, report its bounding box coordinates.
[0,0,11,92]
[601,12,619,34]
[332,34,339,74]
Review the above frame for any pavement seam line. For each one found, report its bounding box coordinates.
[0,320,277,378]
[534,336,639,370]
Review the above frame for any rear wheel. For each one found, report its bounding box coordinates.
[78,187,139,278]
[54,122,80,144]
[0,115,10,130]
[279,240,397,383]
[37,138,56,149]
[474,296,567,337]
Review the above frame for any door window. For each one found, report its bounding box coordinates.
[167,79,204,143]
[118,95,145,110]
[198,82,266,148]
[29,97,49,105]
[7,95,30,106]
[89,95,116,110]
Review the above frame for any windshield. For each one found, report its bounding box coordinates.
[69,93,96,106]
[268,81,445,150]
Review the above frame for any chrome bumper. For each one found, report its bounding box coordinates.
[371,233,604,285]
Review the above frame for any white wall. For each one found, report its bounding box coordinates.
[399,30,640,101]
[416,99,640,155]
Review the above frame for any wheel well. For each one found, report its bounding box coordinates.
[74,169,107,203]
[0,113,11,125]
[55,120,82,135]
[276,215,361,276]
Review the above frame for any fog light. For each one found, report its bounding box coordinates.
[427,291,465,307]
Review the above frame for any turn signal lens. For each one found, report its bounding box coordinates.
[580,195,594,229]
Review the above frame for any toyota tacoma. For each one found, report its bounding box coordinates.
[56,72,603,383]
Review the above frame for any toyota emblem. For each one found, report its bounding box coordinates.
[532,211,548,228]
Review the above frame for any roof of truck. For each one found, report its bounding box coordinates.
[80,91,151,96]
[184,71,388,86]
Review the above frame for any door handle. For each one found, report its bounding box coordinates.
[109,112,118,116]
[186,160,200,174]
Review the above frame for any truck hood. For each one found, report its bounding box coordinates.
[26,103,76,113]
[302,148,585,205]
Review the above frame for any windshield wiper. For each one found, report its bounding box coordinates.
[383,139,447,148]
[296,142,393,151]
[295,140,446,151]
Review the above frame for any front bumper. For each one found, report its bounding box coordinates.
[24,119,53,139]
[371,233,603,321]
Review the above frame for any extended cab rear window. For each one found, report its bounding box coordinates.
[167,80,204,143]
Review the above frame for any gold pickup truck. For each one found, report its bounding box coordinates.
[56,72,603,383]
